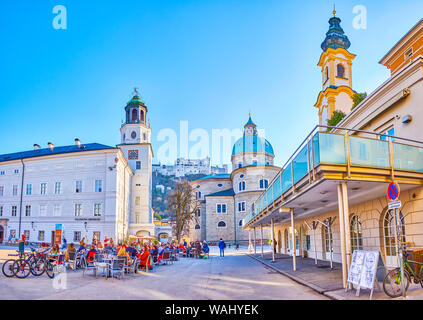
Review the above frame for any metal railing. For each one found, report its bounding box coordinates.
[244,125,423,227]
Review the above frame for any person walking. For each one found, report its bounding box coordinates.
[218,238,226,258]
[273,238,277,254]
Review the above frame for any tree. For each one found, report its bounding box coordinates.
[327,110,347,129]
[167,180,199,243]
[352,92,367,110]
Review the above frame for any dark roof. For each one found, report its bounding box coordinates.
[0,143,116,163]
[206,189,235,197]
[198,174,231,180]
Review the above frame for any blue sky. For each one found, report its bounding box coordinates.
[0,0,422,168]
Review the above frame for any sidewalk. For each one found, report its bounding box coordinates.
[248,251,423,300]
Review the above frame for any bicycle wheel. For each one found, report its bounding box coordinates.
[13,259,31,279]
[30,259,46,277]
[45,261,55,279]
[383,268,410,298]
[2,259,16,278]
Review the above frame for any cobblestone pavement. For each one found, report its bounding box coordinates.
[0,247,327,300]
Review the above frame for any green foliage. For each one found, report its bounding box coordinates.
[327,110,347,129]
[352,92,367,110]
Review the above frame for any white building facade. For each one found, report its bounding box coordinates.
[0,91,159,245]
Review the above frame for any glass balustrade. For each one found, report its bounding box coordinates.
[350,136,390,168]
[247,131,423,226]
[293,145,309,184]
[282,163,293,193]
[393,143,423,172]
[313,132,346,166]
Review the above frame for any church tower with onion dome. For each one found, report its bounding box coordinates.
[315,9,356,126]
[118,89,155,239]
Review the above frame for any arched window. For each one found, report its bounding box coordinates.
[217,221,226,228]
[337,64,345,78]
[195,224,200,230]
[131,109,138,122]
[140,110,145,123]
[383,209,405,267]
[350,215,363,252]
[325,66,329,82]
[239,220,243,227]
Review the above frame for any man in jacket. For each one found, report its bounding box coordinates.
[218,238,226,258]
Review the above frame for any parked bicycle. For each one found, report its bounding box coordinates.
[383,246,423,298]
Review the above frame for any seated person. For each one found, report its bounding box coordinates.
[78,242,87,253]
[86,245,98,263]
[137,246,153,271]
[150,246,159,264]
[202,241,210,255]
[126,244,138,258]
[65,243,76,262]
[117,246,131,265]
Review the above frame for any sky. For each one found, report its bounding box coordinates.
[0,0,422,169]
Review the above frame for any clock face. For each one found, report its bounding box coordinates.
[131,131,137,139]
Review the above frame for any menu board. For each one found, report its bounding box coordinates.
[347,250,366,285]
[347,250,381,289]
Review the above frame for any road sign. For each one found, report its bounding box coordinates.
[387,181,400,202]
[388,200,401,209]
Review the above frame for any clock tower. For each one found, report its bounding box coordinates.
[118,89,155,238]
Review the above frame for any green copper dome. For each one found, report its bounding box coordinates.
[321,14,351,52]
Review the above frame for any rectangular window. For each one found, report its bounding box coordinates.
[0,186,4,196]
[197,192,202,199]
[55,182,61,194]
[26,184,32,195]
[238,201,246,212]
[217,203,227,213]
[40,205,47,217]
[306,235,311,251]
[95,180,103,192]
[40,183,47,195]
[94,203,102,216]
[38,231,45,241]
[0,206,3,217]
[54,205,61,217]
[136,161,142,170]
[11,206,17,217]
[135,213,141,224]
[75,181,82,193]
[0,171,4,175]
[73,231,81,242]
[135,197,140,205]
[12,185,18,196]
[24,230,30,240]
[14,169,19,174]
[74,204,82,216]
[25,205,31,217]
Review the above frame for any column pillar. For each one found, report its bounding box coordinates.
[271,218,275,263]
[290,208,297,271]
[342,182,352,272]
[337,184,348,289]
[260,225,264,258]
[254,227,257,255]
[248,229,252,253]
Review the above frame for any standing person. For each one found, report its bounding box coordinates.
[61,237,67,250]
[18,235,25,258]
[273,238,277,254]
[218,238,226,258]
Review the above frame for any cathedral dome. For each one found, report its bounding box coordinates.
[231,134,274,156]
